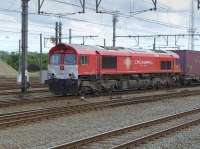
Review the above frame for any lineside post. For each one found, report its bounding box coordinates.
[55,22,59,45]
[153,37,156,50]
[69,28,72,44]
[58,22,62,43]
[21,0,29,94]
[40,33,43,81]
[113,14,118,47]
[82,36,85,45]
[18,40,21,74]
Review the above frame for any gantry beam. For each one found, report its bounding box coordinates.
[116,34,200,48]
[152,0,157,11]
[38,0,85,15]
[38,0,45,14]
[130,0,157,14]
[96,0,102,13]
[79,0,85,13]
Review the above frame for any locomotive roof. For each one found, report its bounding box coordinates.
[69,44,104,51]
[61,44,156,54]
[50,43,179,58]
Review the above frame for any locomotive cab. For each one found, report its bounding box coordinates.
[48,44,78,95]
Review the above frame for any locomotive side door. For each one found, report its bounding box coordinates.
[96,51,101,79]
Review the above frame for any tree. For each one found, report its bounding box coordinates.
[27,64,40,72]
[0,51,48,72]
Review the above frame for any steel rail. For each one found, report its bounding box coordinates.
[0,84,47,90]
[0,89,199,128]
[112,119,200,149]
[0,87,48,96]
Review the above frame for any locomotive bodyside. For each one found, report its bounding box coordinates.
[48,44,181,95]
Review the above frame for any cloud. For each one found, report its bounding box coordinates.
[0,0,199,51]
[157,12,187,26]
[134,10,189,33]
[159,0,190,10]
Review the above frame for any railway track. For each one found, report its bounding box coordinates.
[0,89,199,128]
[0,77,46,90]
[50,108,200,149]
[0,87,48,95]
[0,93,66,107]
[0,88,157,107]
[0,84,47,91]
[0,85,199,108]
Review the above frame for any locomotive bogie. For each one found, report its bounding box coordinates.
[76,73,180,95]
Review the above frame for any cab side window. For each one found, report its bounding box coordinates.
[160,61,171,70]
[80,55,88,65]
[102,56,117,69]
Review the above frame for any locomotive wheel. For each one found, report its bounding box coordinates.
[154,81,160,90]
[78,86,94,96]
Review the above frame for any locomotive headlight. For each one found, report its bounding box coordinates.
[50,73,55,79]
[69,73,76,79]
[48,72,53,79]
[48,70,56,79]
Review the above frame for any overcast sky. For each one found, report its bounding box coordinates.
[0,0,200,53]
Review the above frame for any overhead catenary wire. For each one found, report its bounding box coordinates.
[0,0,198,31]
[0,0,190,31]
[0,8,186,36]
[0,0,199,51]
[44,0,188,30]
[0,8,189,32]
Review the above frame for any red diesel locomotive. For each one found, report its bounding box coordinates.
[48,44,181,95]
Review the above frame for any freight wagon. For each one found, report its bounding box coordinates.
[173,50,200,84]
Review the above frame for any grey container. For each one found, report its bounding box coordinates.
[174,50,200,76]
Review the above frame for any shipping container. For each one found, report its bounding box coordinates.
[173,50,200,77]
